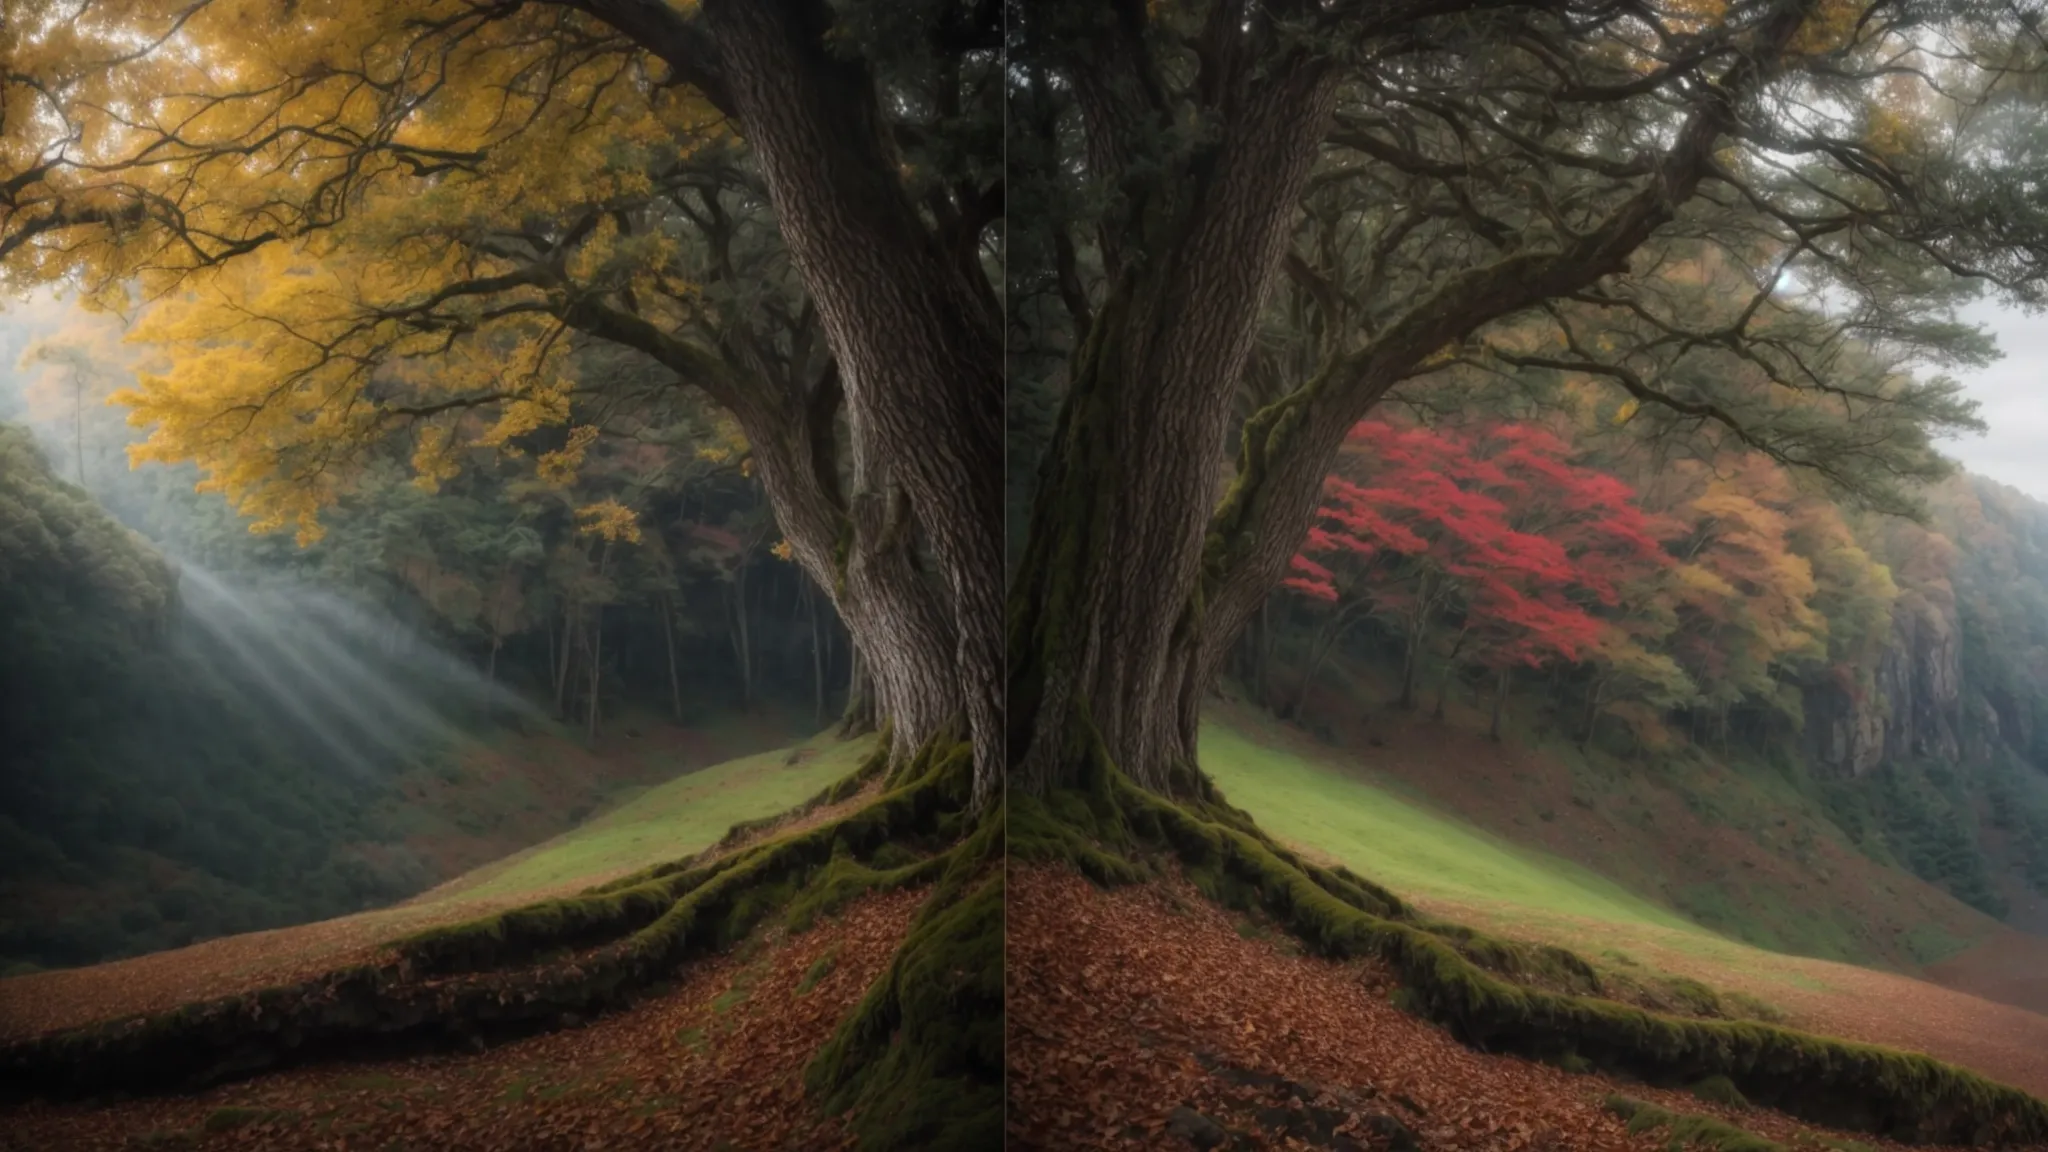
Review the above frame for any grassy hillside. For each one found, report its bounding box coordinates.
[1259,652,2004,970]
[412,729,876,906]
[1201,721,1694,934]
[1200,702,2010,1000]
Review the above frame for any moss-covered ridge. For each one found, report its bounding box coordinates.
[1013,770,2048,1146]
[1605,1094,1789,1151]
[1,734,999,1152]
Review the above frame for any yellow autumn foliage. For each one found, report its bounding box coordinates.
[575,498,643,543]
[6,0,729,541]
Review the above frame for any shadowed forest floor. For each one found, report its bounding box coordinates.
[1006,865,2048,1152]
[0,887,922,1151]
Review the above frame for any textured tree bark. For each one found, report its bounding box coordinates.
[698,0,1003,805]
[557,0,1000,801]
[1008,55,1343,796]
[840,647,876,737]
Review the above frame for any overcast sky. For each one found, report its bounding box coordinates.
[1939,299,2048,501]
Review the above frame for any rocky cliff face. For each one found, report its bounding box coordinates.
[1805,592,1963,778]
[1794,475,2048,921]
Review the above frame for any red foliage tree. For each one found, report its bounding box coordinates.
[1286,420,1669,735]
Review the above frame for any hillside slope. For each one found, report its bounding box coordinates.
[1226,686,1998,973]
[1,887,922,1152]
[1199,705,2048,1099]
[0,731,873,1044]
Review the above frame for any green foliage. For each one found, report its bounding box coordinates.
[1865,760,2006,918]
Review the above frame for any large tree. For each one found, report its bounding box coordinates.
[1008,0,2048,797]
[0,0,1003,805]
[2,1,1002,1144]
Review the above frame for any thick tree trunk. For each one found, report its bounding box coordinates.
[1008,54,1344,797]
[1008,2,1816,800]
[698,0,1003,805]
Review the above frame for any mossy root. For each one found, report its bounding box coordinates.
[1015,761,2048,1147]
[1606,1094,1785,1151]
[806,795,1003,1152]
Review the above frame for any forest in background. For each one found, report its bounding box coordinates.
[1229,374,2048,929]
[0,295,855,972]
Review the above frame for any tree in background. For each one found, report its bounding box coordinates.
[1285,420,1667,736]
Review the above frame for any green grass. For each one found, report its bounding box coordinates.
[425,734,874,904]
[1199,722,1697,934]
[1195,716,1865,1001]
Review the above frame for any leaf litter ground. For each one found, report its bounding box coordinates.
[1006,864,2048,1152]
[0,885,921,1151]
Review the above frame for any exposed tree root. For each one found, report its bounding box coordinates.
[807,795,1002,1152]
[1,733,1000,1151]
[1013,757,2048,1147]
